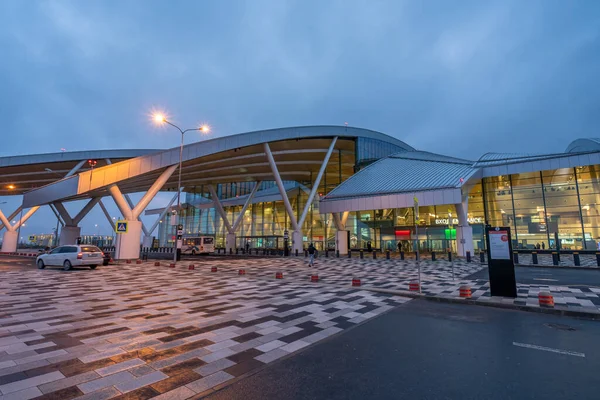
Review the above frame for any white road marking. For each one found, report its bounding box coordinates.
[513,342,585,357]
[533,278,558,282]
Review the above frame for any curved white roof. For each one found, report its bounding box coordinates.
[22,125,409,207]
[0,149,158,196]
[566,138,600,153]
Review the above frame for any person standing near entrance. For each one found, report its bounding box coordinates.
[308,243,316,266]
[245,241,250,254]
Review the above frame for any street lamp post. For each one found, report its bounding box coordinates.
[153,113,209,264]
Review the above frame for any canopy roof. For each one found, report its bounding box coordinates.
[21,125,409,207]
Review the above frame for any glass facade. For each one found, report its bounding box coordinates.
[153,137,599,253]
[484,167,594,250]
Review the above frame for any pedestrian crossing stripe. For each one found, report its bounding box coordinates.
[115,221,128,233]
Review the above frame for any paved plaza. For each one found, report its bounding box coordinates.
[0,259,408,399]
[1,255,600,399]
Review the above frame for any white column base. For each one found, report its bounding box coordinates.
[142,235,153,249]
[59,226,81,246]
[114,221,142,260]
[457,225,474,257]
[335,230,349,255]
[1,231,18,253]
[226,233,236,252]
[292,231,303,253]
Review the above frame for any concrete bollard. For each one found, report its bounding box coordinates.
[459,285,472,298]
[538,291,554,307]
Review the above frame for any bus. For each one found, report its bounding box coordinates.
[181,236,215,255]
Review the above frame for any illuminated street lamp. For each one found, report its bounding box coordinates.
[152,112,209,263]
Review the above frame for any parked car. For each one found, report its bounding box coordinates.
[36,245,104,271]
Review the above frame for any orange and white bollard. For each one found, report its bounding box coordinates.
[238,269,246,275]
[459,285,472,298]
[352,278,361,286]
[538,291,554,307]
[409,281,420,291]
[275,271,284,279]
[311,274,319,282]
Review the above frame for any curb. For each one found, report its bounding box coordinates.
[365,287,600,321]
[515,263,600,271]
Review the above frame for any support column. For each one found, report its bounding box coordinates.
[292,231,303,254]
[456,226,474,257]
[0,206,39,252]
[226,233,236,252]
[59,226,81,245]
[1,231,18,253]
[115,221,142,260]
[108,165,177,260]
[336,230,349,255]
[456,193,475,257]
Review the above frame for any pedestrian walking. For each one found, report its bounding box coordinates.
[308,243,316,266]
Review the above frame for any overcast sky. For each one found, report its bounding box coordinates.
[1,0,599,238]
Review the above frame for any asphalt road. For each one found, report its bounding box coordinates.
[206,300,600,400]
[468,266,600,287]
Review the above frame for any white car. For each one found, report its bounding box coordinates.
[36,245,104,271]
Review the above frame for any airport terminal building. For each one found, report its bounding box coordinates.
[2,126,600,259]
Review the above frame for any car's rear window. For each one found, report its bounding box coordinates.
[81,246,102,253]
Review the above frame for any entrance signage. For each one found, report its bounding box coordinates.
[435,217,482,225]
[485,226,517,297]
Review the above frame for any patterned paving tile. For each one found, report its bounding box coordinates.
[0,259,409,399]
